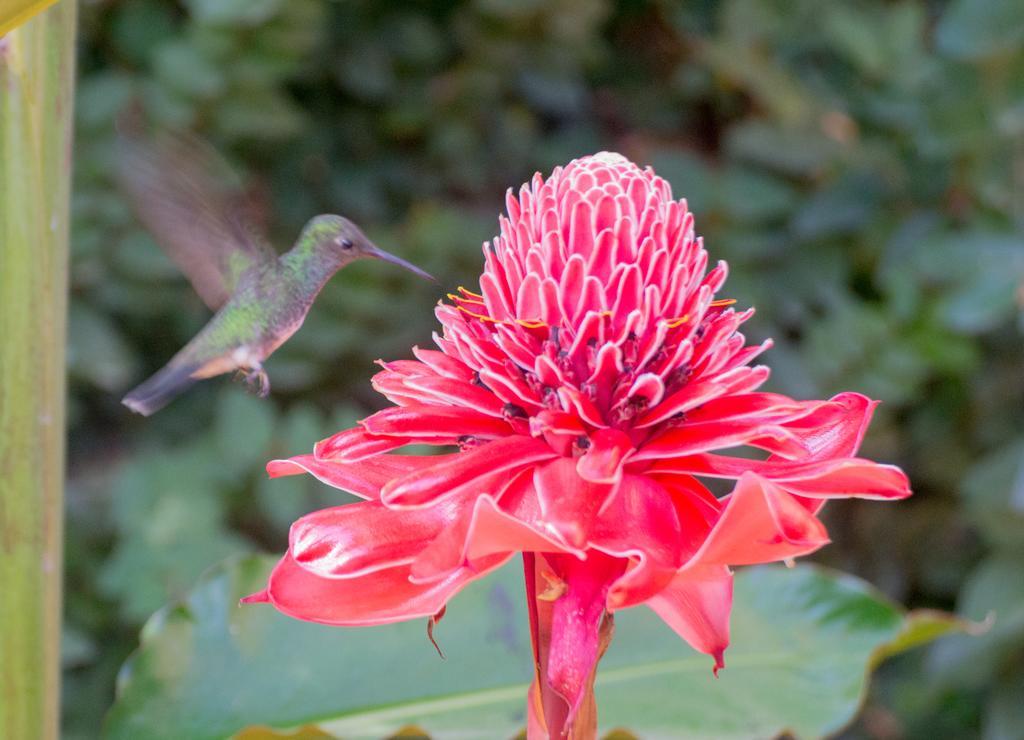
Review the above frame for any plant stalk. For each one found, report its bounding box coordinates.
[0,3,76,738]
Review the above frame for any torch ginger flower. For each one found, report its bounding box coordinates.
[244,153,911,737]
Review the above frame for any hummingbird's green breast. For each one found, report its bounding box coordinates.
[174,252,333,374]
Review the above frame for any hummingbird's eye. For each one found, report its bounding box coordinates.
[339,238,354,250]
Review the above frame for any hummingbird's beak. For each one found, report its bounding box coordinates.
[370,247,436,282]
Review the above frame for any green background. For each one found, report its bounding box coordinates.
[66,0,1024,737]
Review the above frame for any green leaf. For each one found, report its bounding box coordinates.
[152,39,227,100]
[99,446,252,621]
[927,555,1024,691]
[961,437,1024,549]
[725,121,840,178]
[936,0,1024,60]
[67,303,140,392]
[185,0,282,28]
[647,149,714,216]
[214,388,277,476]
[717,167,797,223]
[106,559,961,739]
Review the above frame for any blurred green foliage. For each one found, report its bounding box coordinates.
[66,0,1023,737]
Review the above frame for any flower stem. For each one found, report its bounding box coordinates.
[523,553,615,739]
[0,4,76,737]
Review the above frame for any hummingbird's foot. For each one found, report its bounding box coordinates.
[241,366,270,398]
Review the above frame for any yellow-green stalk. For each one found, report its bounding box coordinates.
[0,3,76,737]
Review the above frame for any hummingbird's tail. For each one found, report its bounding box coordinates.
[122,362,199,416]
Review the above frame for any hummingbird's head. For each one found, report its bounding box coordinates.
[306,215,435,281]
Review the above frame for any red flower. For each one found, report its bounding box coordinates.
[244,153,910,737]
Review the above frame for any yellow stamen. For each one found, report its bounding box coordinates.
[455,304,506,324]
[665,299,736,328]
[458,286,485,300]
[449,292,486,307]
[453,303,548,330]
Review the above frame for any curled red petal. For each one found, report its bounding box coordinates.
[288,497,463,579]
[254,549,510,626]
[266,453,450,500]
[653,454,911,501]
[410,483,585,584]
[783,392,877,458]
[645,564,732,673]
[778,460,910,500]
[315,427,416,462]
[692,472,830,566]
[577,428,633,484]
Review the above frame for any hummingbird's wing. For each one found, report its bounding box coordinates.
[116,128,276,310]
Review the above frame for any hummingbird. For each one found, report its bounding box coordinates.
[117,129,434,416]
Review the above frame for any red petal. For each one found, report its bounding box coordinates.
[625,372,665,407]
[652,455,911,500]
[252,550,508,626]
[517,273,545,321]
[577,428,633,484]
[266,453,449,500]
[403,375,506,417]
[692,472,830,566]
[637,366,771,429]
[779,460,910,500]
[589,475,684,609]
[559,254,587,322]
[684,392,804,424]
[558,386,607,429]
[632,420,802,462]
[382,435,556,507]
[288,498,463,579]
[361,404,511,438]
[411,346,474,381]
[646,564,732,673]
[315,427,414,462]
[410,481,584,583]
[782,392,877,458]
[654,472,723,527]
[534,458,615,549]
[545,552,625,727]
[370,371,424,407]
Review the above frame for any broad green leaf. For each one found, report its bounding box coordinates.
[106,558,961,739]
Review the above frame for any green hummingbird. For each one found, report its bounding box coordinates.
[118,129,434,416]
